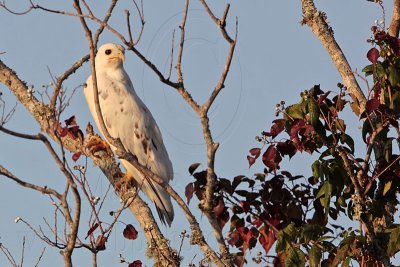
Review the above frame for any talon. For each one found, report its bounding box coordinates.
[115,171,136,191]
[85,136,113,156]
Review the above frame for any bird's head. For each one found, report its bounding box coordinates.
[95,43,125,69]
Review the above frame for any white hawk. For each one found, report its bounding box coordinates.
[84,43,174,226]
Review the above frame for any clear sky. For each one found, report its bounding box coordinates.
[0,1,395,266]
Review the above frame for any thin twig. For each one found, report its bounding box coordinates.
[50,55,89,110]
[0,241,17,266]
[34,247,46,267]
[176,0,189,83]
[167,30,175,80]
[0,163,62,199]
[0,1,33,15]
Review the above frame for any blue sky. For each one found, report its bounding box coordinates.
[0,1,395,266]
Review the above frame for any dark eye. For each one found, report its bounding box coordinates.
[105,49,112,55]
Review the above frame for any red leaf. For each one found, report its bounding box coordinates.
[259,227,276,254]
[237,226,258,252]
[251,218,263,228]
[123,224,138,240]
[128,260,142,267]
[262,145,282,171]
[263,119,285,138]
[85,223,99,239]
[185,183,194,204]
[58,126,68,138]
[367,47,379,64]
[366,98,380,113]
[375,31,387,42]
[72,152,81,162]
[249,148,261,158]
[217,211,230,229]
[95,235,107,251]
[240,201,250,213]
[317,91,331,105]
[227,230,240,246]
[68,125,83,140]
[276,141,297,159]
[247,155,256,168]
[65,115,77,126]
[213,198,225,217]
[213,198,229,229]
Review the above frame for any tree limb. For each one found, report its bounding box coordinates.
[389,0,400,37]
[300,0,366,115]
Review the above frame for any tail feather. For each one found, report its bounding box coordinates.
[142,178,174,226]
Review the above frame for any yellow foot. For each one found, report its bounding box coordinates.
[115,171,137,191]
[85,135,113,157]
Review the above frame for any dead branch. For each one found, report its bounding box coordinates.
[50,55,89,110]
[125,0,145,45]
[1,1,237,265]
[34,247,46,267]
[0,241,18,266]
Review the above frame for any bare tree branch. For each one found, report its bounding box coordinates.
[300,0,366,115]
[0,163,63,199]
[50,55,89,110]
[34,247,46,267]
[389,0,400,37]
[176,0,189,84]
[0,241,18,266]
[1,1,238,265]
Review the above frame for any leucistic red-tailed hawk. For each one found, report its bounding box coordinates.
[84,43,174,226]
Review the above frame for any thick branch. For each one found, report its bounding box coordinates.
[389,0,400,37]
[301,0,366,115]
[194,2,237,266]
[0,58,177,265]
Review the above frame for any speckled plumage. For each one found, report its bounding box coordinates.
[84,43,174,225]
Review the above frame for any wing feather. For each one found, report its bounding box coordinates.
[84,65,174,225]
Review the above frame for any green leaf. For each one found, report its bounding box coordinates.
[388,65,400,87]
[286,104,305,120]
[340,134,354,153]
[333,236,357,266]
[375,62,386,80]
[308,245,322,267]
[301,224,323,244]
[387,224,400,256]
[343,257,351,267]
[311,160,320,180]
[285,247,305,267]
[276,232,286,252]
[391,91,400,115]
[335,118,346,133]
[383,180,393,196]
[361,64,373,76]
[316,181,332,216]
[276,223,297,252]
[283,223,297,242]
[315,181,332,200]
[308,99,320,126]
[337,196,346,207]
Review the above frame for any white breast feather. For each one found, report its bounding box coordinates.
[84,52,174,225]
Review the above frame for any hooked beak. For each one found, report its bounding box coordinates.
[109,50,125,63]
